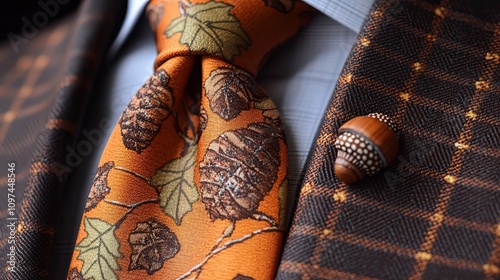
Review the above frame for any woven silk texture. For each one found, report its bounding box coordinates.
[69,0,312,279]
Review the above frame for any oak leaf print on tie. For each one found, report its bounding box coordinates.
[120,69,174,153]
[262,0,295,13]
[205,66,266,121]
[199,123,280,220]
[128,218,180,275]
[151,145,199,225]
[164,1,251,61]
[75,218,123,280]
[85,161,114,212]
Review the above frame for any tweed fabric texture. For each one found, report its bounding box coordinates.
[279,0,500,279]
[0,1,126,278]
[0,14,75,276]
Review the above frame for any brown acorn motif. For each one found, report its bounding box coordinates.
[85,161,114,212]
[199,123,280,221]
[334,113,399,184]
[128,218,180,275]
[120,69,174,153]
[204,66,266,121]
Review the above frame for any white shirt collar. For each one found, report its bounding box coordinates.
[111,0,375,57]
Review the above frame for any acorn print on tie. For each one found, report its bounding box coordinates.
[128,218,180,274]
[204,66,266,121]
[120,69,174,153]
[69,0,314,278]
[200,122,280,221]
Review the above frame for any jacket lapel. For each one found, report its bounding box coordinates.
[279,0,500,278]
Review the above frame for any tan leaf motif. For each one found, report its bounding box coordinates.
[68,268,84,280]
[222,222,235,238]
[75,218,122,280]
[254,98,280,121]
[120,69,174,153]
[200,123,280,221]
[128,218,180,275]
[151,145,199,225]
[164,1,251,61]
[85,161,114,212]
[146,2,164,30]
[205,66,265,121]
[262,0,295,13]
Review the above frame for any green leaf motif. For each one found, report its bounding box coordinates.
[164,1,251,61]
[75,218,123,280]
[151,145,199,225]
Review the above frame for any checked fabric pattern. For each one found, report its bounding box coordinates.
[0,1,126,278]
[69,0,311,279]
[279,0,500,279]
[0,14,75,277]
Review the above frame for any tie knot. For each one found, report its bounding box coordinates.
[148,0,313,76]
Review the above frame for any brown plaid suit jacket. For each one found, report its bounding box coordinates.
[279,0,500,279]
[0,0,126,278]
[1,0,500,279]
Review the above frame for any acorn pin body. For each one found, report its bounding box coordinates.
[334,113,399,184]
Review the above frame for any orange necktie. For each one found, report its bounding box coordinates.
[68,0,311,279]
